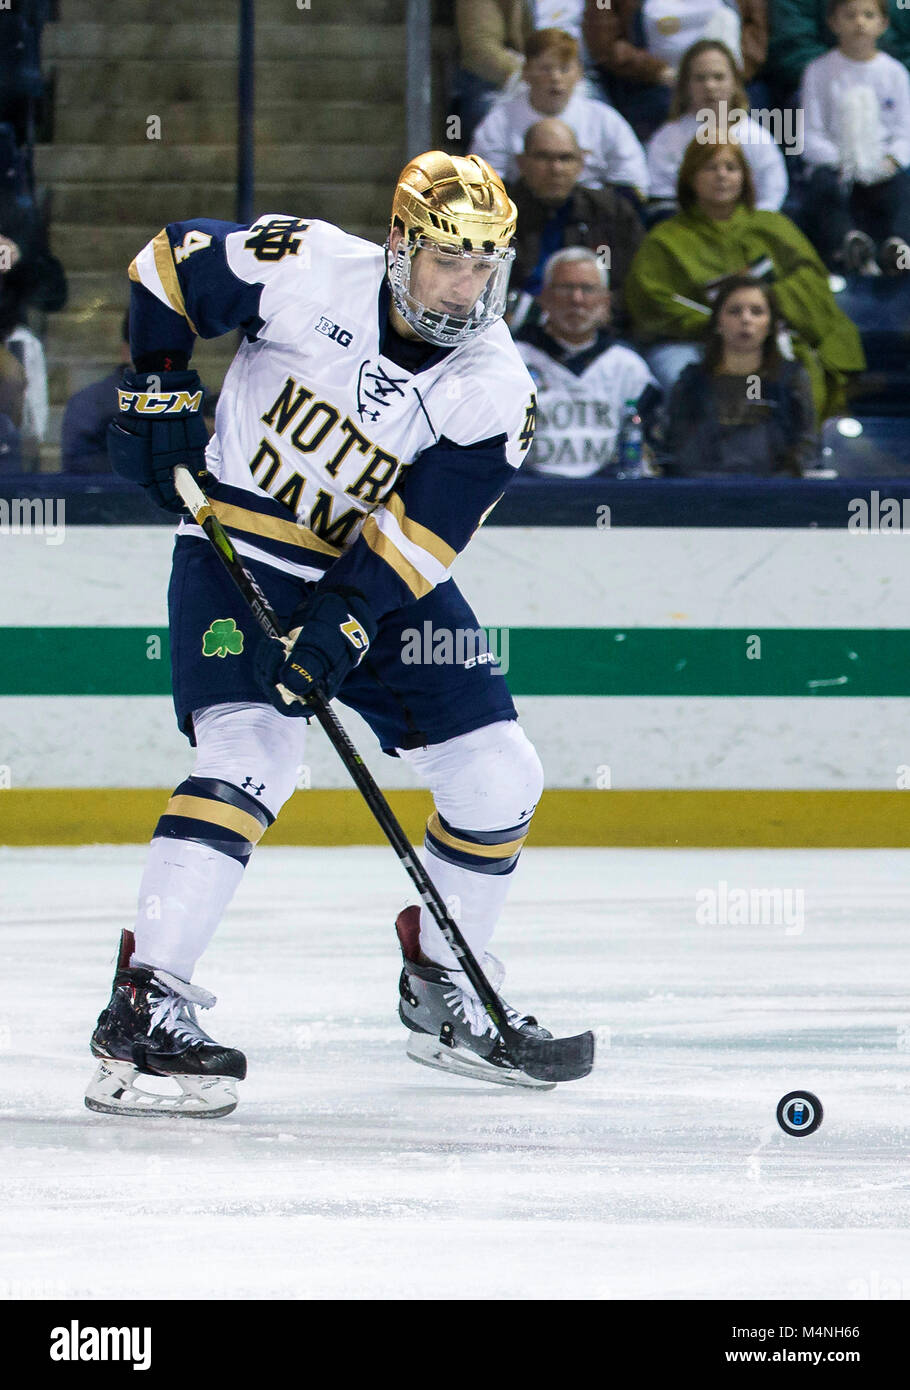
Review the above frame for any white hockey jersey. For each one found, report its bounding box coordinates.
[128,214,537,616]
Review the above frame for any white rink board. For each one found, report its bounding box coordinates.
[3,694,910,789]
[5,524,910,789]
[7,524,910,628]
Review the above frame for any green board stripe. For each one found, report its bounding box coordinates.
[2,628,909,697]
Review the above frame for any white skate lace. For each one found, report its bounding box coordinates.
[147,970,217,1045]
[441,954,530,1040]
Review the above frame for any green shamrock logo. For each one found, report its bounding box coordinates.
[202,618,244,658]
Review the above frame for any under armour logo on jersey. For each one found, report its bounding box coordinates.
[316,316,353,348]
[242,776,266,796]
[244,217,310,262]
[356,359,408,423]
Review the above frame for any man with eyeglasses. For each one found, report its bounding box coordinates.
[508,117,645,327]
[514,245,660,478]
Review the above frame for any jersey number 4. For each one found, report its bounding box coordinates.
[173,230,214,263]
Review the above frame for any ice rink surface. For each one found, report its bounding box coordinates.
[1,844,908,1302]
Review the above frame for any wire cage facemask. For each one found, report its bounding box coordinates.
[386,235,515,347]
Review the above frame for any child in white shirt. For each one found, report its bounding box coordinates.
[799,0,910,274]
[472,27,650,196]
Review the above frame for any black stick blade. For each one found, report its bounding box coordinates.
[508,1028,596,1083]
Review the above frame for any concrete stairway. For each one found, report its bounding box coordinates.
[34,0,412,467]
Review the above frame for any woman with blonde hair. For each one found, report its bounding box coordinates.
[647,39,788,213]
[625,137,864,418]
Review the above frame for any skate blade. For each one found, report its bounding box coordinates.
[406,1032,557,1091]
[84,1058,239,1119]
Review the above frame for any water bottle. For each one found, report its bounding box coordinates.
[615,398,644,478]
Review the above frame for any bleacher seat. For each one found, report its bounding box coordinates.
[832,278,910,373]
[820,416,910,477]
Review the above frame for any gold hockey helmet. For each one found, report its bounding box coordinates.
[387,151,517,346]
[390,151,517,251]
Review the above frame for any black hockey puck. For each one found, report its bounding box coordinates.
[776,1090,823,1136]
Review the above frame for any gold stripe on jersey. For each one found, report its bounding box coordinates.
[384,493,456,569]
[426,812,528,860]
[211,499,342,559]
[128,229,199,335]
[165,794,267,844]
[361,516,432,599]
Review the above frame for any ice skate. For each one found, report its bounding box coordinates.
[395,906,557,1090]
[85,950,246,1119]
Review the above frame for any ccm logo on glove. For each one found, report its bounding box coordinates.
[108,367,209,514]
[116,388,204,414]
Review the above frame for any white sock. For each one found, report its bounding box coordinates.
[395,721,545,973]
[415,847,515,971]
[131,837,244,982]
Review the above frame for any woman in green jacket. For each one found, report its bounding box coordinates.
[625,137,865,419]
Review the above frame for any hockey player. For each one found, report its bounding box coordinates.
[86,152,554,1118]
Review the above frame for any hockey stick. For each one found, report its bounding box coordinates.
[173,467,595,1083]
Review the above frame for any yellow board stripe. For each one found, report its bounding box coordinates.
[384,493,457,569]
[165,794,267,844]
[427,811,527,860]
[361,515,432,598]
[210,499,341,558]
[146,229,199,335]
[8,790,910,847]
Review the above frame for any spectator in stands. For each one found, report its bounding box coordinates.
[61,312,132,474]
[659,276,817,474]
[0,336,24,472]
[62,314,219,474]
[471,27,650,195]
[624,137,865,418]
[507,118,645,328]
[646,40,788,216]
[798,0,910,274]
[0,406,23,472]
[0,317,25,423]
[765,0,910,96]
[765,0,834,99]
[0,192,66,459]
[513,246,660,477]
[454,0,536,144]
[0,7,44,147]
[582,0,767,140]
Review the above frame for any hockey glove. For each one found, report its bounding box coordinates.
[107,369,209,513]
[255,587,378,715]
